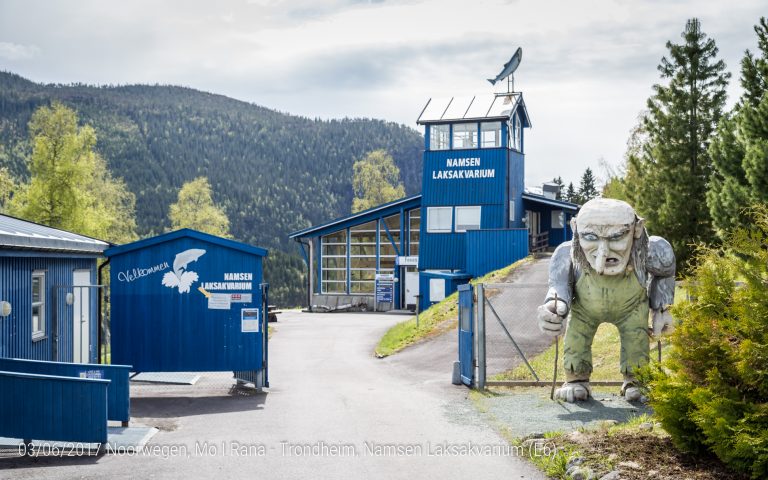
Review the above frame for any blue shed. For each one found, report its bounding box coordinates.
[0,214,108,363]
[104,229,269,386]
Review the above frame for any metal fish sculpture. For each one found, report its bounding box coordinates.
[162,248,206,293]
[488,47,523,86]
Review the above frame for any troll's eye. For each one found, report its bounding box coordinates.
[608,231,628,241]
[580,233,598,241]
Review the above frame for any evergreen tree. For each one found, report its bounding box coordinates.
[551,176,564,199]
[351,149,405,213]
[707,18,768,238]
[577,167,599,203]
[8,102,138,243]
[565,182,577,203]
[168,176,231,237]
[628,19,729,270]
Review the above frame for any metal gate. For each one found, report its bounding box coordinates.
[457,284,474,386]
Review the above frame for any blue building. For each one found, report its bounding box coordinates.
[0,214,109,363]
[290,88,578,312]
[105,229,269,386]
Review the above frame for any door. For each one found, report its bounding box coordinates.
[73,270,90,363]
[404,270,419,309]
[457,284,474,386]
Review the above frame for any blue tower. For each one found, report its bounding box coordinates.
[416,92,531,272]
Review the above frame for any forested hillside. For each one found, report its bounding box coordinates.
[0,71,424,306]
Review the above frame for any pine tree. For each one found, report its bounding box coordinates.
[630,18,730,270]
[707,17,768,239]
[577,167,598,203]
[168,177,231,237]
[552,176,564,199]
[351,149,405,213]
[565,182,577,203]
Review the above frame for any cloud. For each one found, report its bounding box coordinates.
[0,42,39,60]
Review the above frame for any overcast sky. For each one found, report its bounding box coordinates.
[0,0,765,188]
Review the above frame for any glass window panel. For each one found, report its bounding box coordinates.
[552,210,565,229]
[481,121,502,148]
[322,257,347,269]
[32,307,40,333]
[323,230,347,244]
[32,276,41,303]
[322,281,347,294]
[322,244,346,256]
[351,257,377,269]
[409,209,420,255]
[427,207,452,233]
[351,281,375,294]
[351,270,376,281]
[350,245,376,256]
[380,244,397,257]
[380,257,396,270]
[430,124,450,150]
[452,123,478,149]
[322,269,347,282]
[455,206,481,232]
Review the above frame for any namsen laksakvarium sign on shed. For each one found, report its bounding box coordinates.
[105,229,268,378]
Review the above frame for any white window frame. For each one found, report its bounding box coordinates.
[426,207,453,233]
[430,124,450,151]
[31,270,45,340]
[481,121,502,148]
[452,123,478,149]
[552,210,565,229]
[454,206,481,232]
[509,200,515,222]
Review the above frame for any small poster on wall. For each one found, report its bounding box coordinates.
[241,308,260,333]
[208,293,232,310]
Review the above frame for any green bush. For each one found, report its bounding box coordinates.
[645,205,768,478]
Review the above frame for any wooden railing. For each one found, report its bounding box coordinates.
[529,231,549,253]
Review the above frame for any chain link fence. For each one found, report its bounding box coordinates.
[478,283,551,385]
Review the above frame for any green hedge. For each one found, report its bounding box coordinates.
[644,205,768,478]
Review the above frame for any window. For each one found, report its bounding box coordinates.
[452,123,478,149]
[321,230,347,294]
[378,215,400,282]
[430,124,450,150]
[427,207,453,233]
[455,206,481,232]
[408,209,420,255]
[552,210,565,229]
[481,121,502,148]
[509,200,515,222]
[509,113,522,151]
[349,221,377,294]
[32,271,45,339]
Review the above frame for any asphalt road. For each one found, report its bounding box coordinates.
[0,311,544,480]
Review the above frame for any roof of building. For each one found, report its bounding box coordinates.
[289,194,422,239]
[104,229,268,258]
[521,192,580,212]
[417,92,531,127]
[0,214,110,255]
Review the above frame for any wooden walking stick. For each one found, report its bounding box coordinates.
[550,293,560,401]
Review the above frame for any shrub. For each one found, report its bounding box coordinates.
[646,205,768,478]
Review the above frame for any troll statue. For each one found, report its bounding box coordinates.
[537,198,675,402]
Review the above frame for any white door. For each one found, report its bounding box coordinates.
[73,270,90,363]
[405,271,419,307]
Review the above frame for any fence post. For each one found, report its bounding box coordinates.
[476,283,486,390]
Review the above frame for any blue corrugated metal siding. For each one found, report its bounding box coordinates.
[108,234,265,373]
[418,232,465,270]
[0,256,97,363]
[465,229,529,277]
[0,370,108,443]
[422,148,508,205]
[0,358,130,422]
[508,151,525,228]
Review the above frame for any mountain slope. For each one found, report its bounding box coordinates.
[0,71,424,305]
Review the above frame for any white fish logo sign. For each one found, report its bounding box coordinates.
[161,249,206,293]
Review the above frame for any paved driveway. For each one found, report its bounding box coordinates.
[1,311,543,480]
